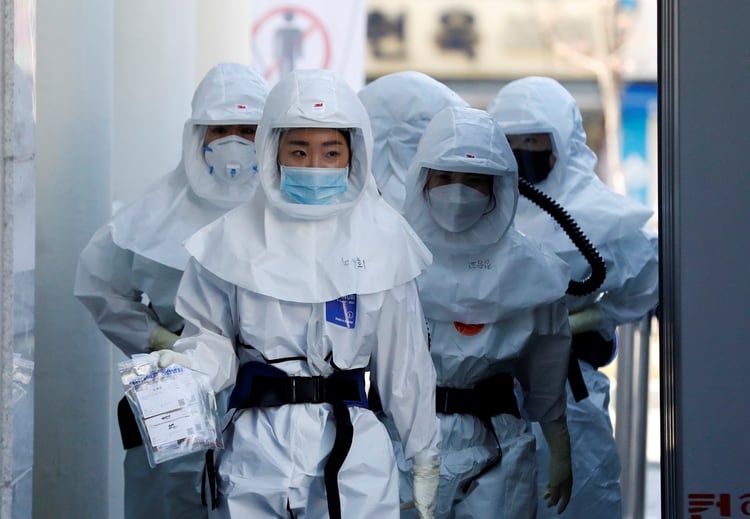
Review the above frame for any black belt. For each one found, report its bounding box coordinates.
[435,373,520,419]
[207,361,366,519]
[229,373,365,409]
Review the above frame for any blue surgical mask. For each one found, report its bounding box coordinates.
[279,165,349,205]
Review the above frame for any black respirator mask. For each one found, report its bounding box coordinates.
[512,149,554,185]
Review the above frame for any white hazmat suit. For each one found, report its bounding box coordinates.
[74,62,268,519]
[389,105,573,519]
[487,76,659,518]
[168,69,441,518]
[358,70,469,213]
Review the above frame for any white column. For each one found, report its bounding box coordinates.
[194,0,253,83]
[34,0,114,517]
[112,0,196,210]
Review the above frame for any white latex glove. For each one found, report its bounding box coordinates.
[149,325,179,351]
[412,451,440,519]
[568,305,603,335]
[540,416,573,514]
[152,349,192,369]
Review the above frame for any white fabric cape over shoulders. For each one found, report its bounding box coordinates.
[185,188,433,303]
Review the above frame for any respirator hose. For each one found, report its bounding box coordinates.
[518,177,607,296]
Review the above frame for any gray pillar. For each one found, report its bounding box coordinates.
[0,0,15,515]
[660,1,750,517]
[33,1,114,517]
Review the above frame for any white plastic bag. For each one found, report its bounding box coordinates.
[118,353,223,467]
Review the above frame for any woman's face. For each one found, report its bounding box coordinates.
[425,170,493,195]
[203,124,258,145]
[277,128,351,168]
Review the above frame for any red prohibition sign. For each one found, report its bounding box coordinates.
[251,5,333,81]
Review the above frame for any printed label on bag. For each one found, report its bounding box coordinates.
[134,369,199,448]
[144,408,194,447]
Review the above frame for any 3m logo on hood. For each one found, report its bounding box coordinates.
[465,153,475,158]
[236,104,248,110]
[312,101,325,112]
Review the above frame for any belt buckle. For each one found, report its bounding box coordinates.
[442,390,450,414]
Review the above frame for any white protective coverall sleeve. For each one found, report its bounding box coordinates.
[370,280,440,517]
[595,228,659,330]
[171,258,242,393]
[74,225,164,356]
[516,300,571,424]
[567,227,658,338]
[517,300,572,513]
[370,280,441,461]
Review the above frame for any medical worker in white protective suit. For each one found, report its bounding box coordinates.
[74,62,268,519]
[357,70,469,213]
[387,105,574,518]
[487,76,659,518]
[155,69,441,519]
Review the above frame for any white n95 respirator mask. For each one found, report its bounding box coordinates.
[189,135,260,207]
[203,135,258,181]
[427,183,491,232]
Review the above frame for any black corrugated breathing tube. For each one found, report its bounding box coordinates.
[518,177,607,296]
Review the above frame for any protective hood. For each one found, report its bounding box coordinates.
[403,106,518,252]
[257,69,380,220]
[109,169,227,270]
[184,63,269,207]
[358,71,469,212]
[111,63,269,269]
[403,106,570,321]
[487,76,653,253]
[185,69,432,303]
